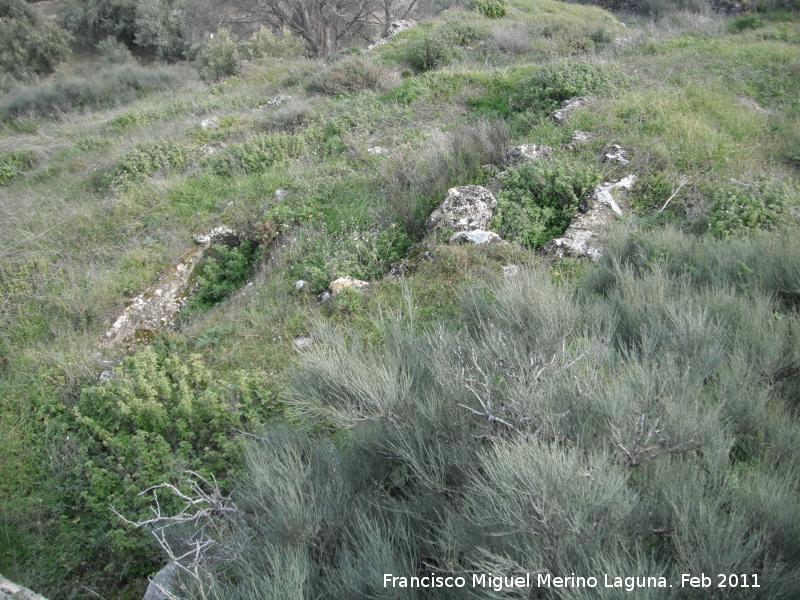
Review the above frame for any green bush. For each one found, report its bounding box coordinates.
[191,240,257,308]
[96,35,135,66]
[0,63,197,119]
[706,175,793,238]
[0,0,73,81]
[202,132,305,177]
[469,0,509,18]
[0,149,38,185]
[490,160,601,248]
[63,0,137,43]
[69,344,267,581]
[111,140,189,185]
[472,60,622,117]
[198,28,240,81]
[308,56,394,95]
[245,26,305,59]
[406,21,488,72]
[728,14,767,32]
[284,222,412,294]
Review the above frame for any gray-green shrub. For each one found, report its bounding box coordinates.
[185,228,800,598]
[0,0,73,82]
[0,63,197,119]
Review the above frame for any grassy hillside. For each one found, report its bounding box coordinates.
[1,1,799,598]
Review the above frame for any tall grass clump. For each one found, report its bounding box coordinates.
[0,64,197,119]
[308,56,397,95]
[386,119,511,236]
[178,237,800,596]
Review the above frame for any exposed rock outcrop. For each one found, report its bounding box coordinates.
[504,144,553,167]
[101,227,243,351]
[449,230,504,245]
[330,276,370,295]
[427,185,497,234]
[541,175,636,261]
[553,97,588,123]
[142,563,178,600]
[366,20,417,51]
[0,574,47,600]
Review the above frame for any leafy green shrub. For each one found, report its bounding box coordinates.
[69,344,267,580]
[0,64,197,119]
[0,0,73,81]
[63,0,137,43]
[96,35,135,66]
[202,132,305,176]
[0,149,38,185]
[191,240,257,308]
[469,0,509,18]
[406,21,488,72]
[472,60,622,117]
[490,160,600,248]
[111,140,189,185]
[728,14,767,32]
[198,29,240,81]
[245,26,305,59]
[706,175,793,238]
[308,56,395,95]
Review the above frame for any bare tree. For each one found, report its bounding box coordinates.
[200,0,419,55]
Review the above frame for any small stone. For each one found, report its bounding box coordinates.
[570,130,593,144]
[502,265,520,277]
[330,276,369,296]
[449,230,504,245]
[603,144,630,166]
[294,280,307,291]
[200,116,218,130]
[368,146,388,156]
[99,370,114,382]
[505,144,553,167]
[318,291,331,302]
[553,97,588,124]
[293,335,314,350]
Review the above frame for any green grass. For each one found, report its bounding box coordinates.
[2,1,800,598]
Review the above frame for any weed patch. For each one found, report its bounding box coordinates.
[0,149,38,185]
[202,133,305,177]
[490,160,601,248]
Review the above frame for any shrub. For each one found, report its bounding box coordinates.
[706,175,793,238]
[728,14,767,32]
[198,29,240,81]
[111,140,189,185]
[308,56,395,95]
[188,252,800,597]
[472,60,622,117]
[96,35,135,66]
[63,0,137,43]
[202,132,305,177]
[0,64,197,119]
[245,26,305,59]
[0,0,73,81]
[469,0,509,18]
[406,21,488,72]
[0,149,38,185]
[69,343,267,580]
[490,160,601,248]
[191,239,257,308]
